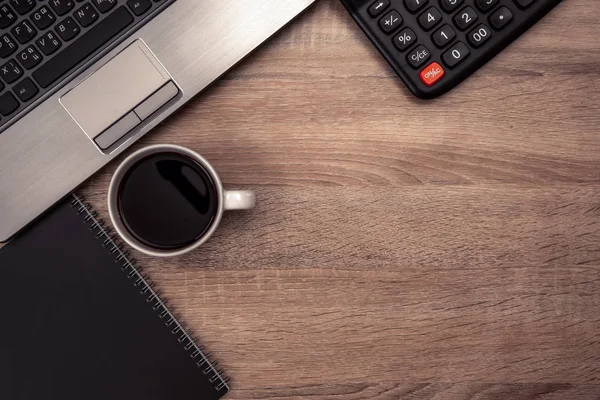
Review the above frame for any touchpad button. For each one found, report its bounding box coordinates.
[60,40,176,146]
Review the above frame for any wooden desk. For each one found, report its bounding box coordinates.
[81,1,600,398]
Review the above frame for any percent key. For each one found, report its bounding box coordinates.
[394,28,417,51]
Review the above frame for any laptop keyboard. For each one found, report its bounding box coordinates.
[0,0,175,132]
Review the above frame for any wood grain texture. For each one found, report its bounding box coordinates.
[80,0,600,398]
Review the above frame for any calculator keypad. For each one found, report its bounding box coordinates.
[443,41,470,67]
[420,62,445,86]
[514,0,535,8]
[341,0,562,98]
[475,0,498,12]
[418,7,442,30]
[394,27,417,50]
[369,0,390,16]
[405,0,428,13]
[380,10,403,32]
[468,24,492,47]
[432,24,456,48]
[440,0,464,12]
[490,6,513,29]
[454,7,479,30]
[407,45,431,68]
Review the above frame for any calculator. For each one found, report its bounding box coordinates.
[340,0,563,99]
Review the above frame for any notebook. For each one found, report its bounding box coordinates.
[0,194,229,400]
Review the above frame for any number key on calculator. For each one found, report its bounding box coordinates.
[340,0,563,99]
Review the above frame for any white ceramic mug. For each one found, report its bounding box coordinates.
[108,144,255,257]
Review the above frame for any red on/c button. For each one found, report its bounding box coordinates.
[419,62,445,87]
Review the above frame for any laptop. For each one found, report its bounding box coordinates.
[0,0,315,242]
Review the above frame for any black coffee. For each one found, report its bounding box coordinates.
[117,152,219,250]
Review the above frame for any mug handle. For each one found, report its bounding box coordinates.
[224,190,256,211]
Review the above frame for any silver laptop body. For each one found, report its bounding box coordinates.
[0,0,315,242]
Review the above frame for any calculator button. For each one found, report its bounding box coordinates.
[489,6,513,30]
[407,45,430,68]
[442,41,469,67]
[420,62,445,86]
[405,0,428,13]
[418,7,442,31]
[394,28,417,51]
[468,24,491,47]
[369,0,390,17]
[514,0,535,9]
[475,0,498,12]
[432,24,455,48]
[439,0,463,13]
[379,10,403,33]
[454,6,478,30]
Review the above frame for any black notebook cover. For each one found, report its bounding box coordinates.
[0,195,229,400]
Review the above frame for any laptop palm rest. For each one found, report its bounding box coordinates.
[60,40,179,151]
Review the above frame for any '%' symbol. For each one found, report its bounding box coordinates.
[397,32,412,44]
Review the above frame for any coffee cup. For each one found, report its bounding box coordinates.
[108,144,255,257]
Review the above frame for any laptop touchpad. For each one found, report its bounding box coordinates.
[61,40,178,150]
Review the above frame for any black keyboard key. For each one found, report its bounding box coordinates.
[92,0,117,13]
[13,77,38,102]
[418,7,441,31]
[432,24,455,48]
[49,0,75,16]
[467,24,492,47]
[454,6,478,30]
[514,0,535,8]
[0,5,17,29]
[11,20,37,44]
[393,27,416,51]
[475,0,498,12]
[442,41,469,67]
[31,6,56,30]
[0,60,23,84]
[33,7,134,88]
[127,0,151,16]
[380,10,402,33]
[36,31,62,55]
[490,6,513,29]
[10,0,35,15]
[440,0,463,13]
[74,3,99,27]
[407,45,430,68]
[0,34,18,58]
[405,0,428,13]
[368,0,389,17]
[0,91,19,116]
[55,17,80,41]
[17,45,42,69]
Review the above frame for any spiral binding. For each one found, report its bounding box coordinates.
[69,194,230,393]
